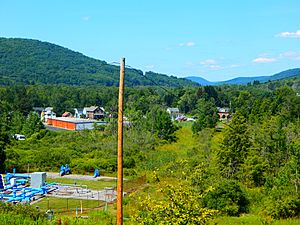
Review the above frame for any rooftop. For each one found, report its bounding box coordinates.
[49,117,107,124]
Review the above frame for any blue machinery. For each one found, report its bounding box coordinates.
[60,164,71,176]
[93,168,100,178]
[0,169,56,203]
[0,166,100,203]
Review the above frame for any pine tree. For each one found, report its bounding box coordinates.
[219,112,250,178]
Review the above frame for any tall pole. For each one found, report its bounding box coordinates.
[117,57,125,225]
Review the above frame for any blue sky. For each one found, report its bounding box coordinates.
[1,0,300,81]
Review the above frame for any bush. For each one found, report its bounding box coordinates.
[262,186,300,219]
[202,179,250,216]
[0,202,46,222]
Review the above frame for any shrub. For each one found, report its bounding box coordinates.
[202,179,250,216]
[262,186,300,219]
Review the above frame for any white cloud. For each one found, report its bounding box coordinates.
[229,64,239,68]
[179,41,195,47]
[296,56,300,61]
[200,59,217,65]
[208,65,222,70]
[253,57,277,63]
[145,64,155,69]
[82,16,91,21]
[280,51,298,57]
[186,42,195,47]
[276,29,300,38]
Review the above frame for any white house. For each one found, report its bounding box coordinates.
[74,108,84,118]
[166,107,180,121]
[83,106,105,119]
[41,107,56,122]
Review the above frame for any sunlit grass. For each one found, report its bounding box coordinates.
[47,177,116,190]
[210,215,300,225]
[33,197,101,213]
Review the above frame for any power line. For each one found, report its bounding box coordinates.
[110,61,178,97]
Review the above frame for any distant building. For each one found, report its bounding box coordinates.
[47,117,107,131]
[83,106,105,119]
[41,107,56,122]
[74,108,84,118]
[166,107,180,121]
[217,107,230,121]
[62,111,72,117]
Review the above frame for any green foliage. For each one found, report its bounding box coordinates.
[218,112,250,178]
[0,37,197,87]
[0,202,46,223]
[132,183,217,224]
[262,184,300,219]
[1,70,300,223]
[22,112,45,137]
[203,179,250,216]
[146,106,178,142]
[192,98,219,133]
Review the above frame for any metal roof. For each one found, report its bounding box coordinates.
[49,117,107,124]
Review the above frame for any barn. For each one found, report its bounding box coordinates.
[47,117,107,131]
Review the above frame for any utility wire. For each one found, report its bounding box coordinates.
[110,62,178,97]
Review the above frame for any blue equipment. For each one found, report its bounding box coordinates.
[60,164,71,176]
[0,175,5,190]
[5,168,30,186]
[93,168,100,178]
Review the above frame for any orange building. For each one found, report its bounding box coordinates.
[47,117,107,131]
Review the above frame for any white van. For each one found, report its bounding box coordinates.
[13,134,26,141]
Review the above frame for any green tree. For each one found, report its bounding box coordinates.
[218,112,250,178]
[22,112,44,137]
[192,98,219,134]
[203,179,250,216]
[146,106,178,142]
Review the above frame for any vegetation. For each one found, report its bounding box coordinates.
[0,72,300,224]
[0,37,197,87]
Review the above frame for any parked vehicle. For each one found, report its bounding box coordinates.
[13,134,26,141]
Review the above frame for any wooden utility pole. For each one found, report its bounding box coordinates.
[117,57,125,225]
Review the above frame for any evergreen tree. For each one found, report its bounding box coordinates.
[146,106,178,142]
[22,112,45,137]
[192,98,219,134]
[218,112,250,178]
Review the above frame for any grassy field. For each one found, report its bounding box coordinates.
[210,215,300,225]
[33,197,102,213]
[47,177,117,190]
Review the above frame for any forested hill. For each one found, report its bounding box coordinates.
[0,37,197,87]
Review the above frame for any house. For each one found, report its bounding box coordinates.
[74,108,84,118]
[217,107,230,121]
[83,106,105,119]
[166,108,180,121]
[41,107,56,122]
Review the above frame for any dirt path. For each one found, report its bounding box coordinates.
[46,172,117,181]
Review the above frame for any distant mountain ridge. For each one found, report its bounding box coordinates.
[186,68,300,85]
[0,37,197,87]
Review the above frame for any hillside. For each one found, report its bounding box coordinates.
[186,68,300,85]
[0,37,197,87]
[184,76,214,86]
